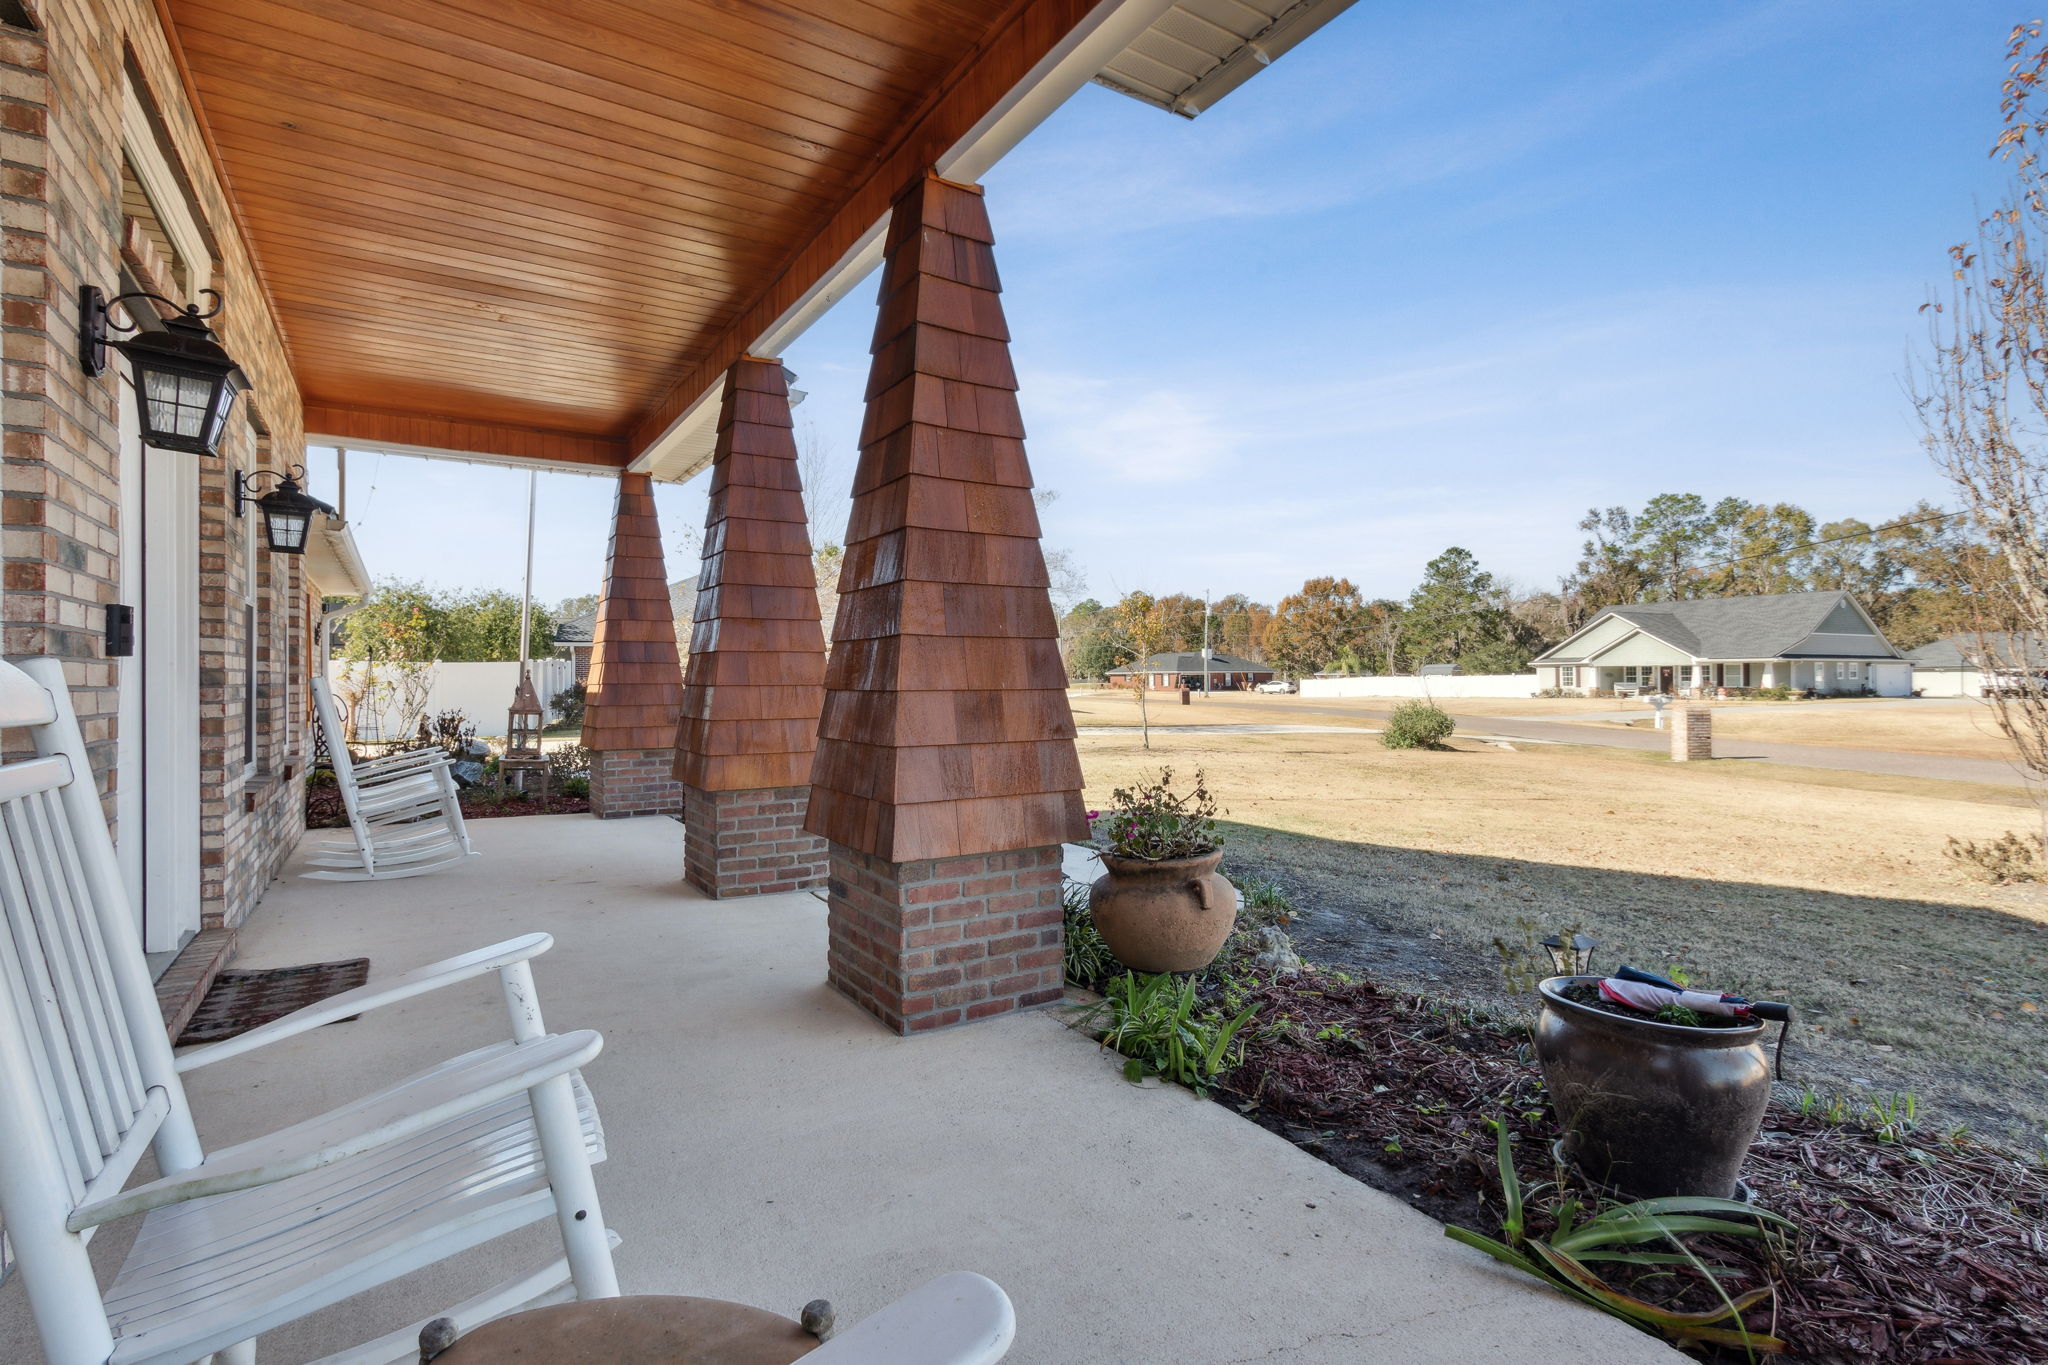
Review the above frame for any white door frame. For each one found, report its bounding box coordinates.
[115,359,202,953]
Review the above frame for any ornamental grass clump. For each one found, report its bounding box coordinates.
[1094,767,1222,860]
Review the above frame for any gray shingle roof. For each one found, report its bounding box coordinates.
[1905,631,2048,669]
[1536,591,1899,663]
[1107,651,1270,675]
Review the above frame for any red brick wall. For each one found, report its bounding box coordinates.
[681,782,827,898]
[589,747,683,820]
[826,845,1064,1034]
[1,3,310,929]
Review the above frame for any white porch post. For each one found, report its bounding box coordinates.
[1762,661,1778,688]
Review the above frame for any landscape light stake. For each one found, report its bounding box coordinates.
[1541,932,1597,976]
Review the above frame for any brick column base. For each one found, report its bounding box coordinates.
[682,783,829,897]
[588,748,685,818]
[826,844,1065,1034]
[1671,705,1713,761]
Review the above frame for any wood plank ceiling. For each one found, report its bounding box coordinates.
[161,0,1062,466]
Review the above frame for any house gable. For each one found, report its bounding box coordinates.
[1534,613,1639,663]
[1584,631,1694,667]
[1781,596,1901,660]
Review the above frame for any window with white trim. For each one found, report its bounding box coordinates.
[1560,665,1577,686]
[1618,665,1659,685]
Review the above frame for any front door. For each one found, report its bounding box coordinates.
[113,360,201,954]
[1658,666,1674,694]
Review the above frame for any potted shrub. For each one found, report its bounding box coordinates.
[1534,973,1777,1200]
[1087,768,1236,973]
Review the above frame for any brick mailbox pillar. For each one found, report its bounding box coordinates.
[584,472,686,818]
[672,357,831,897]
[1671,704,1713,762]
[805,172,1089,1034]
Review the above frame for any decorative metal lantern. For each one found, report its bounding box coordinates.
[78,286,250,457]
[506,671,545,759]
[235,466,337,554]
[1542,932,1598,977]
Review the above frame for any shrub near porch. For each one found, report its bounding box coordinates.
[1075,728,2048,1145]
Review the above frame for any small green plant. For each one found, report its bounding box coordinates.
[1533,687,1584,699]
[1751,686,1793,701]
[558,776,590,799]
[1226,868,1296,927]
[1796,1088,1853,1126]
[1942,831,2045,884]
[1095,768,1222,860]
[1082,971,1258,1093]
[1062,879,1116,987]
[1445,1121,1792,1354]
[1381,700,1455,750]
[1865,1091,1920,1143]
[305,767,336,788]
[1654,1004,1706,1028]
[1491,918,1588,997]
[548,681,587,730]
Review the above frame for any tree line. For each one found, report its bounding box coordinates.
[1061,494,1985,680]
[332,580,560,666]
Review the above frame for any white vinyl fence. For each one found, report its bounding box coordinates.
[328,658,576,741]
[1299,674,1540,700]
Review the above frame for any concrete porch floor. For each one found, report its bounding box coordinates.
[2,814,1678,1363]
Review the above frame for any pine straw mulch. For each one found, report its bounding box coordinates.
[1214,971,2048,1364]
[304,784,589,829]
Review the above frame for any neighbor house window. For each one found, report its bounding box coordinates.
[1560,666,1577,686]
[1618,665,1658,685]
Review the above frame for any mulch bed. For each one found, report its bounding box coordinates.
[305,784,589,829]
[1215,972,2048,1363]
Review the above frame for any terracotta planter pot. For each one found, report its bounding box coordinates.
[1534,976,1772,1200]
[1088,849,1236,973]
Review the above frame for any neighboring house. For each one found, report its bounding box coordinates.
[1532,591,1911,697]
[1106,651,1275,690]
[1906,632,2048,697]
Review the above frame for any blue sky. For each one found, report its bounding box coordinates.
[317,1,2023,612]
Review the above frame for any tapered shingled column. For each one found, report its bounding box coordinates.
[673,357,831,897]
[806,172,1089,1034]
[584,472,686,818]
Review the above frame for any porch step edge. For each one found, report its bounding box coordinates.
[155,927,238,1040]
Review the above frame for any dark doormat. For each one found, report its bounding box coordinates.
[176,958,371,1046]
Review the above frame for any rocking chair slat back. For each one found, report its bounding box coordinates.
[0,658,200,1362]
[0,772,153,1199]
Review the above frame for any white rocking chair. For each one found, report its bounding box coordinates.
[0,657,1019,1365]
[0,656,617,1364]
[304,668,477,883]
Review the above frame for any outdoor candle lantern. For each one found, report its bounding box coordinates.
[506,671,545,758]
[78,286,251,457]
[1542,932,1598,977]
[234,466,338,554]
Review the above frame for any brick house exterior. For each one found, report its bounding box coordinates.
[0,0,346,946]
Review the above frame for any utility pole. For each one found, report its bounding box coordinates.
[1203,588,1213,698]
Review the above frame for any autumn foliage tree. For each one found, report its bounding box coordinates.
[1264,577,1364,678]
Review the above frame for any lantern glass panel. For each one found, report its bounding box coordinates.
[142,366,220,442]
[264,507,312,554]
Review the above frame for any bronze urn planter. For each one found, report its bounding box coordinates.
[1534,975,1773,1200]
[1088,849,1237,973]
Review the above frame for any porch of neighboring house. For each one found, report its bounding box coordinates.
[0,814,1682,1365]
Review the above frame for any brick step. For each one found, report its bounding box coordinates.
[155,927,237,1040]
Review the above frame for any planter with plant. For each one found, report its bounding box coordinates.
[1535,966,1790,1201]
[1088,768,1236,973]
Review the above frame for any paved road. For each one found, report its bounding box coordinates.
[1172,697,2035,789]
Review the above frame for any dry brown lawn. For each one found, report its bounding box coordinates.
[1075,726,2048,1143]
[1650,703,2021,760]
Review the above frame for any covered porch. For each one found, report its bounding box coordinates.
[0,813,1676,1363]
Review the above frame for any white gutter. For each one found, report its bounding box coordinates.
[628,0,1176,482]
[1170,0,1356,117]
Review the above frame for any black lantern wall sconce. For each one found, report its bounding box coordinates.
[78,286,250,457]
[234,466,336,556]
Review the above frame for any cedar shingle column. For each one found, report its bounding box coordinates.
[584,472,685,818]
[806,172,1088,1034]
[672,357,830,897]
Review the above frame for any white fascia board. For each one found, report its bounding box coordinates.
[306,515,373,599]
[304,432,623,480]
[628,0,1178,483]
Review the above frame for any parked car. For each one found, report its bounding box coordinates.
[1255,679,1296,694]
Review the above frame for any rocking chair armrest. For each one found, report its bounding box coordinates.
[353,749,451,775]
[175,933,556,1072]
[804,1273,1016,1365]
[71,1029,601,1231]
